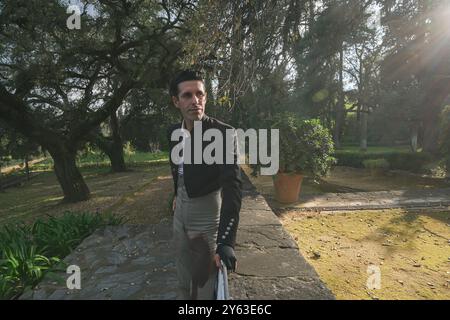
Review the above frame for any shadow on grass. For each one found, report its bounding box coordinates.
[0,163,170,226]
[358,210,449,257]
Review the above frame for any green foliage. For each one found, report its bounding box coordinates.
[123,142,135,157]
[270,112,336,177]
[335,150,432,173]
[76,143,106,166]
[362,159,390,170]
[0,211,124,299]
[31,212,124,257]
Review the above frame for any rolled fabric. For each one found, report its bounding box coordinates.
[216,260,229,300]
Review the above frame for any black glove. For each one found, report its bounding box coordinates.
[216,244,237,272]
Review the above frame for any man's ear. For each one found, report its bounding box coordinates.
[172,96,180,108]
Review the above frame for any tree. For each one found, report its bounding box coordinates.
[0,0,192,202]
[180,0,299,128]
[293,0,374,147]
[344,5,384,150]
[379,0,450,154]
[120,86,180,152]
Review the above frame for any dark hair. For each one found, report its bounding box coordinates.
[169,70,205,97]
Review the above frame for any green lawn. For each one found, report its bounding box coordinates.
[0,152,171,226]
[31,151,169,172]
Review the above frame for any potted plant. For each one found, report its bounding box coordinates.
[268,112,335,203]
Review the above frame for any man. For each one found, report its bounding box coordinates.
[167,70,242,300]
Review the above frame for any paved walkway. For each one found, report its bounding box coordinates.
[20,174,334,300]
[279,188,450,212]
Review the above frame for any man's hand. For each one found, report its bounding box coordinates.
[215,244,237,272]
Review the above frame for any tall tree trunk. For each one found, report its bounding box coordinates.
[422,109,440,154]
[108,146,126,172]
[360,106,368,151]
[230,1,243,126]
[109,111,126,172]
[422,78,449,154]
[49,147,90,202]
[308,0,315,28]
[24,153,30,180]
[410,123,419,152]
[334,46,345,148]
[0,163,3,191]
[90,112,126,172]
[358,58,367,151]
[92,135,126,173]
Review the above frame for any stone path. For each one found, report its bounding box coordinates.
[277,188,450,212]
[20,174,334,300]
[20,222,177,300]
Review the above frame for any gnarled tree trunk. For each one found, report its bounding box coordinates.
[91,112,126,173]
[49,146,90,202]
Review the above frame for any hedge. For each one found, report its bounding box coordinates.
[333,150,433,173]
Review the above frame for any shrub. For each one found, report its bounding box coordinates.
[269,112,336,178]
[334,150,432,173]
[0,211,124,299]
[362,159,390,170]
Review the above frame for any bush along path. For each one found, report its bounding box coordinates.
[0,212,123,299]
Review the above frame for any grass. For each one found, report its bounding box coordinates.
[0,164,171,226]
[0,211,124,300]
[31,151,169,172]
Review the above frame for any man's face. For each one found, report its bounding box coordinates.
[172,80,207,123]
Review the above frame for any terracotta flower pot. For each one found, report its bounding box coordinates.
[273,172,303,204]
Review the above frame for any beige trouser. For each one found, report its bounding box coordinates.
[173,175,222,300]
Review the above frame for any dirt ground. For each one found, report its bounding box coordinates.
[280,209,450,300]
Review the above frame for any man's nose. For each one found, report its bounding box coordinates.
[192,95,200,104]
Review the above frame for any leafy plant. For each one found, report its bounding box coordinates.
[269,112,336,178]
[0,211,124,300]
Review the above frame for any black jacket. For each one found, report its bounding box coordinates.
[167,115,242,248]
